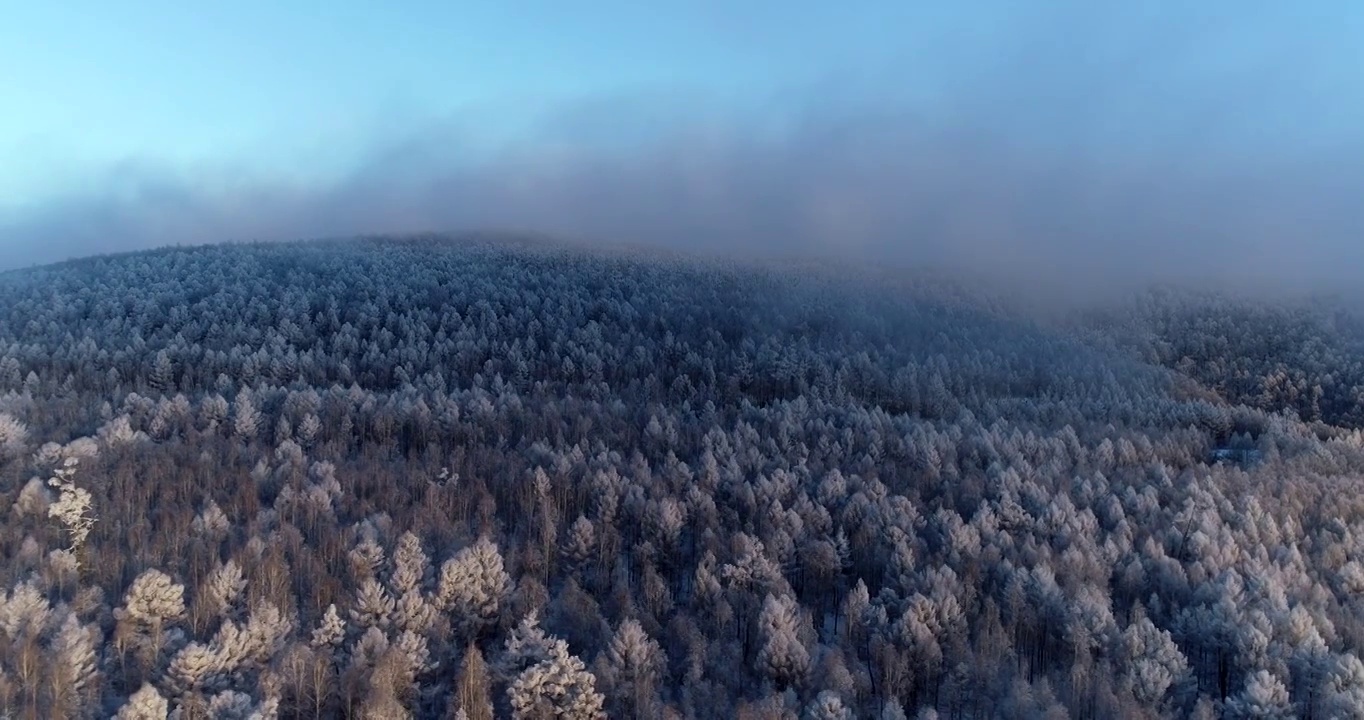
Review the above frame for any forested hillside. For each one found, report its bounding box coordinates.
[2,237,1363,719]
[1079,288,1364,431]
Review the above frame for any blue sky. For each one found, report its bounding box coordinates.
[1,2,962,196]
[2,2,1362,285]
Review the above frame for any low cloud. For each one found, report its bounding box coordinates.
[3,3,1360,299]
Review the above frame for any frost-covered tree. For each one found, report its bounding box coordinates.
[394,586,436,635]
[348,626,391,677]
[804,690,853,720]
[391,628,432,682]
[561,516,596,569]
[757,593,811,690]
[351,577,396,631]
[436,538,514,641]
[99,414,149,448]
[11,476,51,518]
[47,456,96,566]
[233,390,262,439]
[349,531,386,581]
[166,641,220,698]
[0,579,53,713]
[238,600,295,669]
[0,411,29,460]
[199,559,248,624]
[149,350,174,393]
[116,568,187,668]
[48,612,101,717]
[500,614,605,720]
[192,499,231,540]
[1118,615,1190,706]
[390,532,436,633]
[1322,653,1364,720]
[297,412,321,447]
[311,604,347,652]
[199,394,230,430]
[599,618,663,718]
[115,683,170,719]
[207,689,278,720]
[1224,669,1294,720]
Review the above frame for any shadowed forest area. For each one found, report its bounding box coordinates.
[2,237,1364,719]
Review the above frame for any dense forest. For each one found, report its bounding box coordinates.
[2,236,1363,719]
[1079,289,1364,431]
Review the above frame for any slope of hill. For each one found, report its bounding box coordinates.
[1078,286,1364,431]
[1,237,1363,719]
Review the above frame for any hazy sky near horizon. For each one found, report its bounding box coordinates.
[2,2,1362,289]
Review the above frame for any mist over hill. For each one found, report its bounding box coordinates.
[2,238,1364,718]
